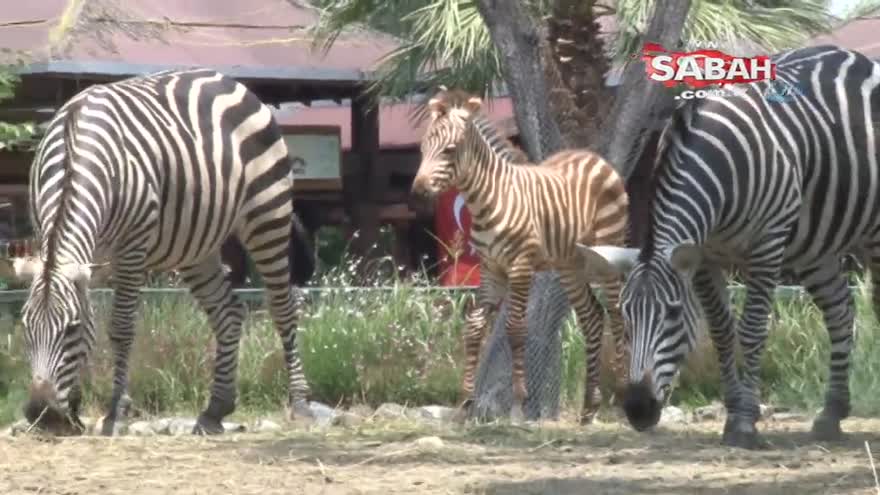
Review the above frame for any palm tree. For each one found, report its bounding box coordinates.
[311,0,836,149]
[309,0,843,419]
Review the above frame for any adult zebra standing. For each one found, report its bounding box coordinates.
[0,68,314,435]
[579,45,880,448]
[411,89,630,423]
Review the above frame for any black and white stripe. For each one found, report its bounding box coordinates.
[579,45,880,448]
[14,68,312,435]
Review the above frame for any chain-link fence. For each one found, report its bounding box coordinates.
[470,270,570,421]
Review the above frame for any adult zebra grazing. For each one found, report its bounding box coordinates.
[579,45,880,448]
[411,89,630,423]
[0,69,314,435]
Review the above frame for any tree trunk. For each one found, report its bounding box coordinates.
[596,0,692,179]
[470,0,693,421]
[545,0,612,148]
[476,0,563,161]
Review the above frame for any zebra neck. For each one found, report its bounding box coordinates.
[643,205,708,261]
[454,114,518,214]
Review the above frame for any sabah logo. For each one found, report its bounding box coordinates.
[764,79,805,103]
[642,42,776,88]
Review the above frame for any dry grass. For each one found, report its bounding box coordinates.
[3,417,880,494]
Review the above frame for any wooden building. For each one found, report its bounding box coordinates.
[0,0,435,284]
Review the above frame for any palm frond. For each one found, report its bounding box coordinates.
[310,0,502,120]
[611,0,835,62]
[837,0,880,20]
[310,0,838,120]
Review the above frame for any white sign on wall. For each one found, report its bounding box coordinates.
[283,131,342,181]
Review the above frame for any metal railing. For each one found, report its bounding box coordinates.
[0,283,838,319]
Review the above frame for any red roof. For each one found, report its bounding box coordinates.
[807,13,880,59]
[276,98,516,151]
[0,0,399,81]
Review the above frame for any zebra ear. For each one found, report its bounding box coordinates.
[668,243,703,276]
[428,96,448,120]
[9,256,43,283]
[576,244,639,278]
[465,96,482,113]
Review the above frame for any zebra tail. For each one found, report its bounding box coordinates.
[289,210,316,285]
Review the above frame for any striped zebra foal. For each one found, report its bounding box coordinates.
[411,89,630,423]
[0,69,314,436]
[580,45,880,449]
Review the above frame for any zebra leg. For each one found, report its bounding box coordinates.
[506,260,534,423]
[723,256,784,450]
[180,256,246,435]
[558,266,606,425]
[241,227,313,422]
[101,257,146,436]
[597,272,628,407]
[692,265,754,446]
[801,261,853,441]
[459,267,505,412]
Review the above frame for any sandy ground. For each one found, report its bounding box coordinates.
[2,416,880,495]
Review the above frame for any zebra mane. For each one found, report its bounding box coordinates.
[639,101,697,262]
[468,112,531,165]
[42,98,85,279]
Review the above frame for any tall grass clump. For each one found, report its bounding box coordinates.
[1,256,880,423]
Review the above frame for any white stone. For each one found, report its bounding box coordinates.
[416,405,457,422]
[166,417,197,435]
[128,421,156,436]
[414,436,445,449]
[309,401,338,427]
[375,403,408,419]
[252,419,282,433]
[659,405,688,425]
[694,401,725,422]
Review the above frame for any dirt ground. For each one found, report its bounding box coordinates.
[2,416,880,495]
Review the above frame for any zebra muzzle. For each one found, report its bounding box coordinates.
[24,378,63,426]
[621,378,662,432]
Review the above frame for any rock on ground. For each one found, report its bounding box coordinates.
[414,436,445,450]
[308,401,338,427]
[415,405,457,422]
[128,421,157,436]
[659,406,689,425]
[694,402,725,422]
[374,403,409,420]
[252,419,282,433]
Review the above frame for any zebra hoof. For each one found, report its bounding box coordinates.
[811,415,844,442]
[509,403,525,425]
[286,399,315,423]
[452,399,473,424]
[578,409,597,426]
[192,415,225,435]
[721,420,767,450]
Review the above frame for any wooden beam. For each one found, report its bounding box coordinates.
[347,92,383,278]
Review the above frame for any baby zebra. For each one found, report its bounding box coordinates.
[410,89,630,423]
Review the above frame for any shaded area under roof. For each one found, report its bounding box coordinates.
[277,97,516,151]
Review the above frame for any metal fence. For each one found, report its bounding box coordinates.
[0,283,833,319]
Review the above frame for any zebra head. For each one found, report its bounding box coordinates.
[577,243,702,432]
[0,251,108,433]
[410,89,483,206]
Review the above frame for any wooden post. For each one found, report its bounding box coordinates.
[348,92,382,283]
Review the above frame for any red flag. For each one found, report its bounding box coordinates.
[434,188,480,286]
